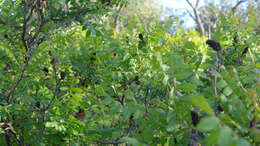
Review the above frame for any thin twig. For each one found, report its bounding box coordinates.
[22,0,37,51]
[7,64,27,104]
[231,0,247,13]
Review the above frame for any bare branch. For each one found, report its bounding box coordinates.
[186,10,196,21]
[21,0,37,51]
[185,0,205,36]
[195,0,200,8]
[186,0,195,9]
[1,122,23,145]
[28,5,48,46]
[232,0,247,13]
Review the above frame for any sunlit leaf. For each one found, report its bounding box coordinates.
[217,80,228,89]
[223,87,233,96]
[189,94,214,115]
[178,82,197,92]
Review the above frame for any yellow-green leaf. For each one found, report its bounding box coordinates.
[189,94,214,115]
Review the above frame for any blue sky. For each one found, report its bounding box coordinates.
[159,0,248,27]
[159,0,206,27]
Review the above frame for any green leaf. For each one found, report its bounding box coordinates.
[220,94,227,102]
[217,80,228,89]
[217,126,232,146]
[71,94,83,101]
[71,87,84,93]
[69,97,80,106]
[178,82,197,92]
[251,128,260,142]
[197,116,220,132]
[96,86,106,96]
[102,97,113,105]
[120,137,146,146]
[86,30,91,37]
[160,64,169,71]
[112,128,124,138]
[167,119,179,132]
[142,128,154,142]
[175,71,193,80]
[184,41,195,50]
[163,74,169,85]
[110,103,121,113]
[155,52,162,63]
[207,129,220,146]
[256,62,260,68]
[236,139,250,146]
[45,121,57,128]
[223,87,233,96]
[0,127,4,134]
[189,94,214,115]
[134,110,144,120]
[212,71,222,78]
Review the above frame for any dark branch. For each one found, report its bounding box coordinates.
[232,0,247,13]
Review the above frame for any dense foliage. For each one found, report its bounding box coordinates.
[0,0,259,145]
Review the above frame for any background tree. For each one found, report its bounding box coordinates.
[108,0,163,34]
[184,0,255,37]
